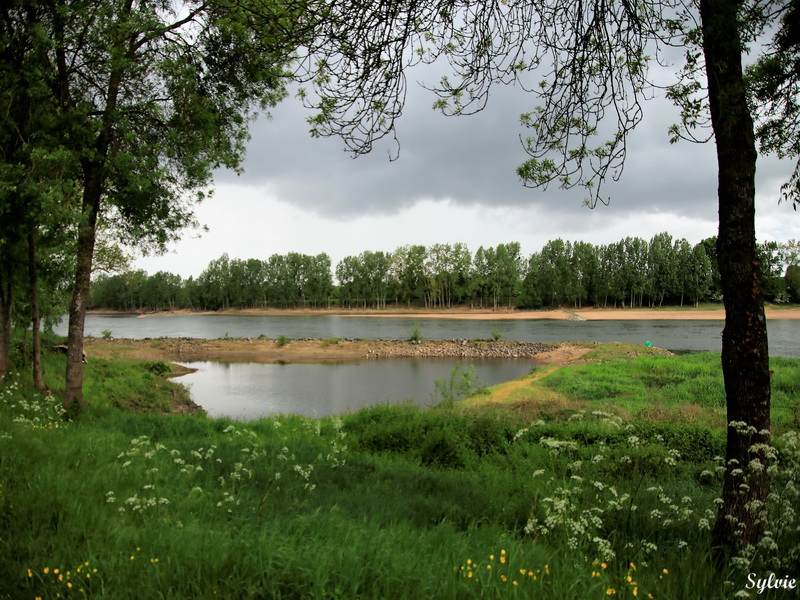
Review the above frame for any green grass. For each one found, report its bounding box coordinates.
[535,345,800,430]
[2,341,799,599]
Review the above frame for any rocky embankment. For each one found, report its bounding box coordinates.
[360,339,555,359]
[83,336,558,364]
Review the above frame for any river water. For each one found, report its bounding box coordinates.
[57,313,798,420]
[66,313,799,357]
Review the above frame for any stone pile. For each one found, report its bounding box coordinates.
[363,339,554,359]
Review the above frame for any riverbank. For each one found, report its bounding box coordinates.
[120,304,800,320]
[7,344,800,599]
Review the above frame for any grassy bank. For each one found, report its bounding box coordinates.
[1,342,799,599]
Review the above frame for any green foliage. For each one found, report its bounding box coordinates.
[276,334,290,347]
[88,233,800,313]
[2,352,800,598]
[144,361,172,376]
[101,329,113,340]
[491,328,503,341]
[432,362,485,404]
[543,351,727,410]
[409,324,423,342]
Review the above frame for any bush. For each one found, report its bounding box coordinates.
[144,361,172,376]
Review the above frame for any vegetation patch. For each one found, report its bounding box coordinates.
[1,342,799,599]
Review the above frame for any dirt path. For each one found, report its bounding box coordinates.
[484,343,595,405]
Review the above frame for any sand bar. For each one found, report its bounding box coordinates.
[133,306,800,321]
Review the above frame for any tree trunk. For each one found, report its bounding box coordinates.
[27,231,46,391]
[0,269,11,384]
[64,164,102,413]
[701,0,772,554]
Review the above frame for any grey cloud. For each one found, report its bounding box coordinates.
[219,70,791,231]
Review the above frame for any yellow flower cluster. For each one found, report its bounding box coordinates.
[29,561,97,597]
[27,547,160,598]
[592,560,667,599]
[458,549,549,588]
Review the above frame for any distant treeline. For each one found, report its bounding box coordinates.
[89,234,800,312]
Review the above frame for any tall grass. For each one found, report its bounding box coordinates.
[1,342,799,599]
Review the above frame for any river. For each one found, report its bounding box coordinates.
[55,313,798,421]
[62,313,799,357]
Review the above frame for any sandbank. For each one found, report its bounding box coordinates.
[133,306,800,321]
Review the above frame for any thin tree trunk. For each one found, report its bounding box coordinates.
[0,268,12,384]
[64,165,101,412]
[701,0,771,555]
[27,231,46,391]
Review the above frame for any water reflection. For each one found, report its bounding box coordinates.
[180,358,533,421]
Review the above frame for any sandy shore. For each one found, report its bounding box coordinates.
[133,306,800,321]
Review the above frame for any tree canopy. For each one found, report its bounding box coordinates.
[0,0,311,403]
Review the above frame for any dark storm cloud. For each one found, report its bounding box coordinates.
[222,68,790,233]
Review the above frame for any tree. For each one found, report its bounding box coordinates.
[647,232,677,307]
[687,242,713,306]
[1,0,307,410]
[390,245,427,307]
[786,264,800,302]
[300,0,793,555]
[747,0,800,209]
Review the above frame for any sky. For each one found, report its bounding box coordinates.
[133,61,800,280]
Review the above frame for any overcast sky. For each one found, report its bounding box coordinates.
[134,65,800,279]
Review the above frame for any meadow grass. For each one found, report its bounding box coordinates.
[1,341,799,599]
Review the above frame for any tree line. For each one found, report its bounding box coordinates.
[89,236,800,312]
